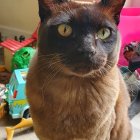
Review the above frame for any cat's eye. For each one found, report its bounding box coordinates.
[58,24,72,37]
[96,28,111,40]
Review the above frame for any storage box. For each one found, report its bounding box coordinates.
[118,8,140,66]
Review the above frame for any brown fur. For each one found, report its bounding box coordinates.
[27,54,132,140]
[26,0,132,139]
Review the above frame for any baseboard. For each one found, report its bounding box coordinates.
[0,25,32,40]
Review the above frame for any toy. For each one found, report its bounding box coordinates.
[5,68,29,119]
[0,84,7,118]
[0,84,7,103]
[11,47,35,71]
[2,68,34,140]
[0,26,38,72]
[6,118,33,140]
[19,35,25,42]
[0,102,6,119]
[0,25,39,139]
[123,41,140,61]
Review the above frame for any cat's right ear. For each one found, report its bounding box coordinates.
[98,0,126,25]
[38,0,68,22]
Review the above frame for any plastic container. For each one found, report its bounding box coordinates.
[118,8,140,66]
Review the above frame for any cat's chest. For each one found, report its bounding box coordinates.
[38,77,118,139]
[42,78,118,122]
[45,77,119,108]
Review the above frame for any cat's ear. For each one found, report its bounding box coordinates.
[38,0,69,22]
[99,0,126,25]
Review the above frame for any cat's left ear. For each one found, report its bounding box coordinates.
[99,0,126,25]
[38,0,69,22]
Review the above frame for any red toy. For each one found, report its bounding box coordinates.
[0,27,38,53]
[0,25,39,71]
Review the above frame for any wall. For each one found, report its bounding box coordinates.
[0,0,39,38]
[0,0,139,38]
[125,0,140,7]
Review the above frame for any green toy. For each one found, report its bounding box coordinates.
[11,47,35,71]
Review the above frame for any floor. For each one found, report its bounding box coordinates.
[0,114,38,140]
[0,113,140,140]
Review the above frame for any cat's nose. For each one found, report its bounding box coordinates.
[77,49,96,61]
[78,48,96,56]
[89,50,96,56]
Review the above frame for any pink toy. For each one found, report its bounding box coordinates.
[118,8,140,67]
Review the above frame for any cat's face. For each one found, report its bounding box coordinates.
[38,0,125,77]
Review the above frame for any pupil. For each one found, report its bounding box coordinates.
[64,26,67,33]
[102,29,105,36]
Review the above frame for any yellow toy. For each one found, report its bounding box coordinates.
[0,102,6,118]
[6,118,33,140]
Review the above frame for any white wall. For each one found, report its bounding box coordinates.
[0,0,40,38]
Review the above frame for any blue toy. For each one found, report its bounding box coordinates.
[5,68,29,119]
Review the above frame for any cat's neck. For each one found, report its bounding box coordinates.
[39,64,120,106]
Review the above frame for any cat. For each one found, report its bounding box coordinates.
[26,0,132,139]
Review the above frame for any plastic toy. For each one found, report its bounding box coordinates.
[0,68,33,140]
[0,84,7,118]
[11,47,35,71]
[0,102,6,119]
[6,118,33,140]
[0,25,38,71]
[5,68,29,119]
[0,85,7,103]
[19,35,25,42]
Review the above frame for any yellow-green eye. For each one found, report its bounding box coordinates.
[96,28,111,40]
[58,24,72,37]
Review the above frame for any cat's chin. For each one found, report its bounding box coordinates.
[62,65,105,78]
[59,59,107,78]
[69,70,95,78]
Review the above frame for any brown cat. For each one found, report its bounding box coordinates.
[26,0,132,139]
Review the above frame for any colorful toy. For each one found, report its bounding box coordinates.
[11,47,35,71]
[1,68,33,140]
[0,26,38,71]
[5,68,29,119]
[6,118,33,140]
[0,25,39,139]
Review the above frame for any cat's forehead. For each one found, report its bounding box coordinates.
[48,5,111,27]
